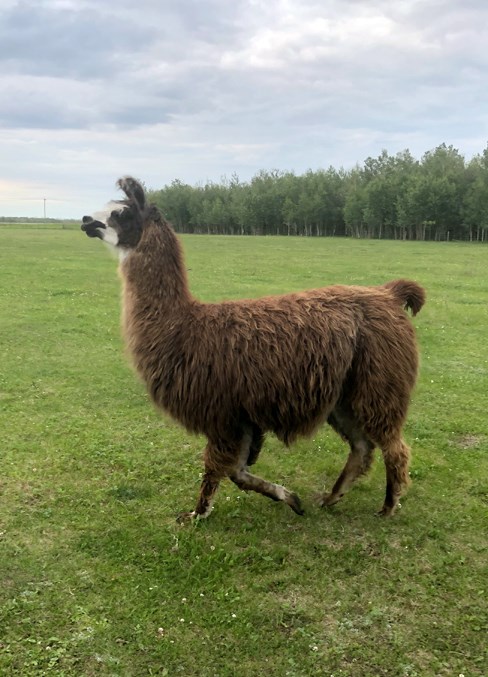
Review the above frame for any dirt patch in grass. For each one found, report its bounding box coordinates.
[454,434,485,449]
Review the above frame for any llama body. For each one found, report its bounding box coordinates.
[82,178,425,519]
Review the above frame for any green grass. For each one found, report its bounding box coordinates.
[1,230,487,676]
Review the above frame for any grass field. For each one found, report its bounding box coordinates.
[1,228,487,676]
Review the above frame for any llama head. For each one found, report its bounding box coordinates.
[81,177,147,252]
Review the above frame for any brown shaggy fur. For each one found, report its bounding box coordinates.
[82,177,426,520]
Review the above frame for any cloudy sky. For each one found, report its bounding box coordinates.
[1,0,487,218]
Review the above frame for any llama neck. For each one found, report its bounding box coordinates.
[121,222,192,310]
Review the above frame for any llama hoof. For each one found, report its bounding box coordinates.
[317,492,341,508]
[376,504,399,517]
[287,492,305,515]
[176,510,196,524]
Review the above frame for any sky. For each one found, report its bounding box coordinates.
[1,0,487,218]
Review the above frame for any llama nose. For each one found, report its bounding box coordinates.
[81,215,93,231]
[81,216,107,233]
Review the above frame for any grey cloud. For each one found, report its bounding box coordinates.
[0,1,157,79]
[0,0,247,129]
[1,0,488,217]
[0,79,179,130]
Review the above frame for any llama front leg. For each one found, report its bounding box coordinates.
[177,467,222,522]
[178,470,221,521]
[177,440,234,522]
[229,430,304,515]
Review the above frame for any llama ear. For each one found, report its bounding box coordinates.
[117,177,146,212]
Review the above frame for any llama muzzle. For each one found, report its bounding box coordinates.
[81,216,106,239]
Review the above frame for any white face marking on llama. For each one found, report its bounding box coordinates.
[118,248,131,262]
[93,202,127,248]
[82,177,146,253]
[92,201,123,224]
[100,225,120,248]
[81,201,139,254]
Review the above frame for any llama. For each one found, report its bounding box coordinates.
[81,177,425,521]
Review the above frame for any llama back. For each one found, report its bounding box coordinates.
[135,292,360,444]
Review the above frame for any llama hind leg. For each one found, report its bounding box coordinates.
[229,431,304,515]
[318,407,375,508]
[318,438,375,507]
[378,436,411,516]
[246,425,264,467]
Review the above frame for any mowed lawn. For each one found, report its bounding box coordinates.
[1,228,487,676]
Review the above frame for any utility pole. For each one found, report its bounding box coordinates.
[43,198,46,219]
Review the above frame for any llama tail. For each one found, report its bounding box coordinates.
[383,279,426,316]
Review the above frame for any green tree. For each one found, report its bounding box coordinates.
[463,145,488,241]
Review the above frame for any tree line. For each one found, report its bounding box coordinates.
[0,216,62,224]
[147,143,488,241]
